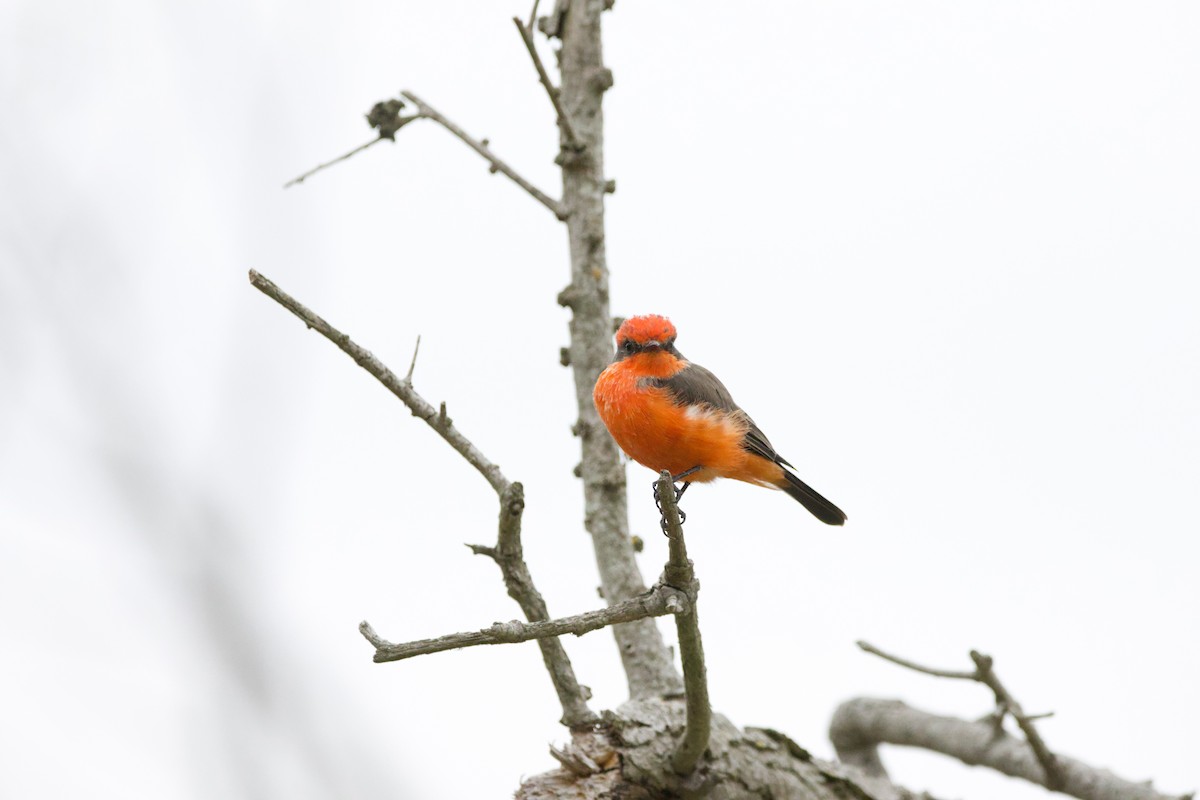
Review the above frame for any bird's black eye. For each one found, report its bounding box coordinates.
[622,339,638,354]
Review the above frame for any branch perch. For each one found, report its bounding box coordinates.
[655,472,711,775]
[399,90,568,220]
[553,0,682,701]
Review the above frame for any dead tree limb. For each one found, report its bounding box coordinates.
[856,640,1063,789]
[464,483,597,726]
[248,269,594,726]
[830,698,1191,800]
[398,91,567,219]
[359,583,689,663]
[654,472,710,774]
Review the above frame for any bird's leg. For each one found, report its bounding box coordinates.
[671,465,701,502]
[650,466,701,505]
[652,466,702,534]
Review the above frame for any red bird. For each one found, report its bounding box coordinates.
[593,314,846,525]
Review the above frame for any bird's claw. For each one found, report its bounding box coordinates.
[652,479,688,536]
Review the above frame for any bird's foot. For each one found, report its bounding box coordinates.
[653,471,698,535]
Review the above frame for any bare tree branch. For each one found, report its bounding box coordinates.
[468,482,597,727]
[654,472,710,775]
[856,640,975,680]
[513,17,582,151]
[360,583,690,663]
[284,136,388,188]
[398,90,568,220]
[249,269,604,728]
[830,698,1191,800]
[248,269,509,494]
[968,649,1062,790]
[857,640,1063,789]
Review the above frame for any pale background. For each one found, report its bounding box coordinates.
[2,2,1197,798]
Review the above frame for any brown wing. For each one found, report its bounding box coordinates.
[649,362,792,467]
[654,362,846,525]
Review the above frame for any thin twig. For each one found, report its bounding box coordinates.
[856,641,1064,790]
[404,335,421,382]
[655,471,711,775]
[527,0,542,31]
[284,136,386,188]
[361,583,691,663]
[513,17,582,151]
[399,90,568,220]
[856,640,975,680]
[247,270,508,494]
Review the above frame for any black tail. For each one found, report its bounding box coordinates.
[780,470,846,526]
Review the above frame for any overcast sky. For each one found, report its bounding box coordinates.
[2,1,1197,798]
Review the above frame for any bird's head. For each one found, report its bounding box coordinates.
[614,314,680,361]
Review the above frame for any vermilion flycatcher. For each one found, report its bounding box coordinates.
[593,314,846,525]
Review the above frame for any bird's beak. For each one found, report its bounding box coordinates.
[643,340,663,351]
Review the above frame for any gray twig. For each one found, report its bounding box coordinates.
[830,698,1190,800]
[856,641,1064,790]
[399,90,568,220]
[856,640,975,680]
[527,0,542,31]
[404,335,421,382]
[655,472,711,775]
[969,649,1063,790]
[513,17,582,152]
[248,270,508,494]
[283,136,387,188]
[360,583,691,663]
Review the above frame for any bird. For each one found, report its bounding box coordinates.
[592,314,846,525]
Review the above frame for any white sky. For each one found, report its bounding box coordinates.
[2,1,1197,798]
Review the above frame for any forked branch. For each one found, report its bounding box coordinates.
[856,640,1063,789]
[830,698,1191,800]
[282,93,567,221]
[360,583,690,663]
[513,17,582,151]
[248,269,593,726]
